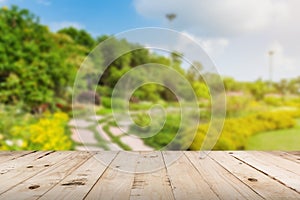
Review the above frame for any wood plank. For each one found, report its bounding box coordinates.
[268,151,300,164]
[0,151,298,199]
[234,151,300,176]
[230,151,300,193]
[0,151,35,164]
[0,151,92,200]
[186,151,264,200]
[0,151,73,195]
[130,151,174,200]
[287,151,300,157]
[85,151,139,200]
[0,151,53,176]
[251,152,300,175]
[39,151,118,200]
[162,151,219,200]
[210,151,300,199]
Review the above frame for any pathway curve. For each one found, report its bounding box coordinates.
[69,114,154,151]
[69,116,122,150]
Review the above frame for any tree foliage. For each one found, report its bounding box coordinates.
[0,6,85,111]
[58,27,95,49]
[1,5,299,111]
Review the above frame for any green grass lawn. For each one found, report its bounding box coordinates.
[246,119,300,150]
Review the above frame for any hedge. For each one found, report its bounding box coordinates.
[188,110,300,150]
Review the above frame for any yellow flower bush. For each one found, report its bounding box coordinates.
[189,110,298,150]
[4,112,73,150]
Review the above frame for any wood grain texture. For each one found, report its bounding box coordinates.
[162,151,219,200]
[268,151,300,164]
[230,151,300,193]
[0,151,92,200]
[0,151,73,195]
[40,151,118,200]
[186,151,264,200]
[0,151,299,200]
[85,151,139,200]
[130,151,174,200]
[210,151,300,199]
[0,151,35,164]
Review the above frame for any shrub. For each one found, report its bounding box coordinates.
[101,97,112,108]
[96,86,112,97]
[129,102,155,111]
[283,97,300,108]
[263,96,283,106]
[198,100,210,108]
[130,114,182,150]
[1,112,73,150]
[96,107,113,115]
[188,110,298,150]
[133,112,151,127]
[226,95,252,117]
[0,104,34,150]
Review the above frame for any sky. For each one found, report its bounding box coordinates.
[1,0,300,81]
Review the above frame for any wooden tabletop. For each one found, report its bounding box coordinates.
[0,151,299,200]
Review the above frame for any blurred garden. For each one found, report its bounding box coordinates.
[1,6,300,150]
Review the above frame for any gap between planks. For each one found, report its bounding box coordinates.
[0,151,299,200]
[229,151,300,194]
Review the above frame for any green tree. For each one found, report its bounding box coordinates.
[287,77,300,94]
[223,77,241,91]
[170,51,185,75]
[58,27,95,49]
[274,79,288,96]
[248,79,267,100]
[186,61,203,82]
[0,6,85,111]
[192,82,210,99]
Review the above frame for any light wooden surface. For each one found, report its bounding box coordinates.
[0,151,299,200]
